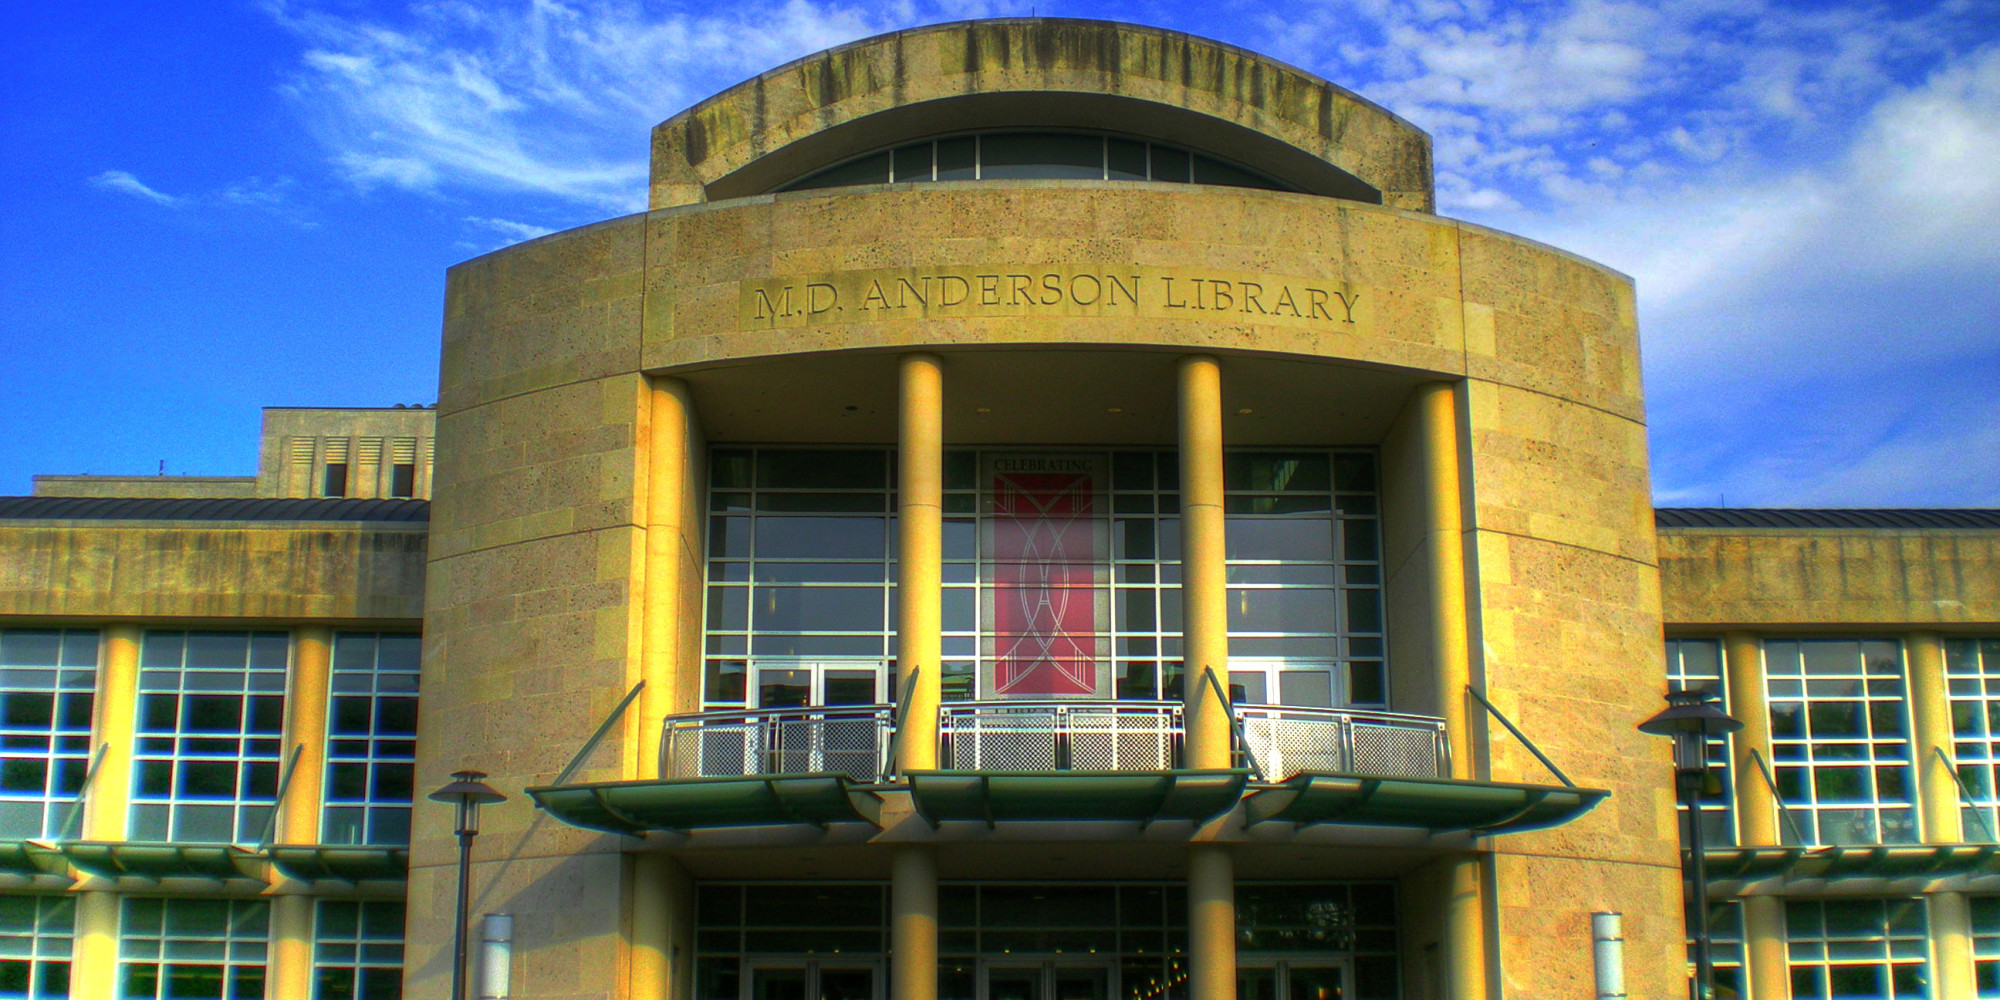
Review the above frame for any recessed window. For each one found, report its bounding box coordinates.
[389,463,416,498]
[323,463,349,498]
[780,132,1293,194]
[322,633,420,846]
[0,629,97,839]
[130,631,289,844]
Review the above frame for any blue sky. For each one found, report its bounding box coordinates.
[4,0,1997,505]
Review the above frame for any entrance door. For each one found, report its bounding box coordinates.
[983,961,1111,1000]
[754,661,886,708]
[1236,960,1349,1000]
[746,961,880,1000]
[1229,661,1341,709]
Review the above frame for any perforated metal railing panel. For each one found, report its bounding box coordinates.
[661,707,893,781]
[939,702,1183,771]
[1236,706,1446,781]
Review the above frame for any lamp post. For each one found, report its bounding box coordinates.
[1639,690,1743,1000]
[430,770,506,1000]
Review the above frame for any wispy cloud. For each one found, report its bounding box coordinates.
[263,0,939,211]
[89,170,185,207]
[463,215,557,243]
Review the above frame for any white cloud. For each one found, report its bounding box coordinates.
[463,216,557,242]
[88,170,184,207]
[263,0,916,210]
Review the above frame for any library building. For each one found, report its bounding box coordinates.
[3,17,1998,1000]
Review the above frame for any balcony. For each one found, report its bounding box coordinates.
[528,698,1607,836]
[660,705,896,782]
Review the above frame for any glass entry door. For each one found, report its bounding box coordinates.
[747,961,879,1000]
[1230,661,1341,708]
[754,660,887,708]
[1237,960,1349,1000]
[984,961,1111,1000]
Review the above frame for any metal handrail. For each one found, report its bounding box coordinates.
[937,700,1183,771]
[1233,704,1449,780]
[660,704,896,782]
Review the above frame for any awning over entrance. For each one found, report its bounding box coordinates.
[905,769,1252,827]
[1241,773,1610,834]
[526,775,881,835]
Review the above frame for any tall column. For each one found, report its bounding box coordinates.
[269,894,316,1000]
[643,377,697,779]
[1187,845,1235,1000]
[69,889,122,999]
[1444,857,1488,1000]
[269,627,332,1000]
[1723,632,1778,847]
[84,624,142,842]
[1907,631,1963,843]
[1930,891,1975,1000]
[1412,383,1471,778]
[279,627,332,845]
[897,354,944,773]
[891,847,939,1000]
[1741,895,1787,1000]
[632,853,695,1000]
[1178,355,1231,768]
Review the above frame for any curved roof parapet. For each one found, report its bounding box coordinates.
[0,496,431,523]
[1655,508,2000,530]
[650,18,1433,212]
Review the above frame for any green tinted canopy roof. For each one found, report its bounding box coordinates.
[1243,773,1609,833]
[60,842,263,881]
[528,775,880,834]
[906,770,1251,827]
[267,845,410,883]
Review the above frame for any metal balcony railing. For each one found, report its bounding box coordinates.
[938,701,1184,771]
[1233,705,1448,780]
[660,705,895,782]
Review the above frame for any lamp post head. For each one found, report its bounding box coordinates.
[430,770,507,836]
[1638,690,1744,776]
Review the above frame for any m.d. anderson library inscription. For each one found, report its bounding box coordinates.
[740,265,1368,331]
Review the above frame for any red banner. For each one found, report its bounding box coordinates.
[988,462,1105,697]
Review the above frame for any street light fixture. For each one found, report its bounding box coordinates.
[1639,690,1743,1000]
[430,769,507,1000]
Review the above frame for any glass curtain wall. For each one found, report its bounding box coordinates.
[0,895,73,1000]
[1783,898,1928,1000]
[131,632,289,844]
[119,897,269,1000]
[1765,639,1916,845]
[1948,638,2000,840]
[1664,637,1734,845]
[0,629,96,839]
[322,632,421,846]
[701,448,1384,711]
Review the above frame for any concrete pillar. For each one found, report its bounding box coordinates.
[897,354,944,773]
[1178,355,1231,768]
[1741,895,1787,1000]
[1907,631,1963,843]
[84,624,142,842]
[632,853,695,1000]
[269,893,316,1000]
[1723,632,1779,847]
[891,846,939,1000]
[1186,845,1235,1000]
[1930,891,1974,1000]
[1412,383,1472,779]
[643,376,697,779]
[1444,857,1489,1000]
[69,890,121,999]
[279,627,331,845]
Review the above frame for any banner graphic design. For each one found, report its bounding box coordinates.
[984,455,1109,698]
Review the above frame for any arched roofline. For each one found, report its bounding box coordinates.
[649,18,1434,212]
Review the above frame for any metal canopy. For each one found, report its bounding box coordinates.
[0,840,66,878]
[60,842,263,881]
[1704,844,2000,883]
[267,845,411,883]
[905,770,1251,827]
[1242,773,1610,833]
[526,775,880,835]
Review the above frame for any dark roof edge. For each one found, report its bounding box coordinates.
[0,497,431,523]
[1656,508,2000,530]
